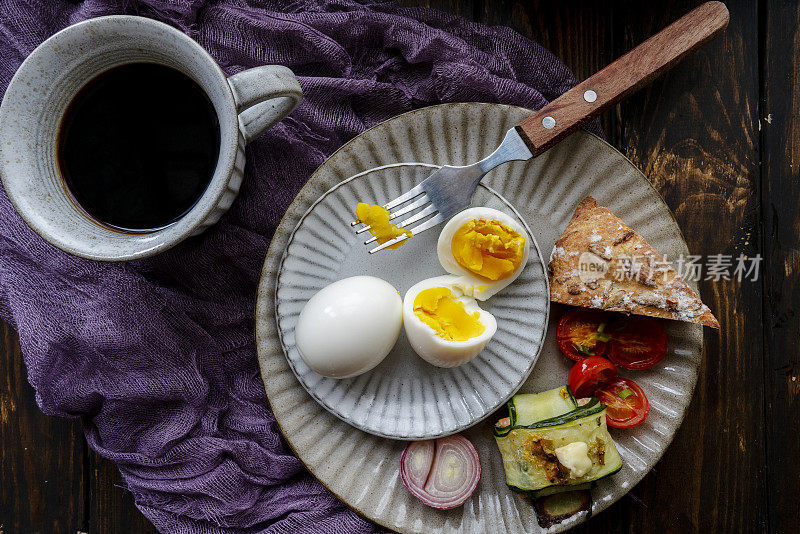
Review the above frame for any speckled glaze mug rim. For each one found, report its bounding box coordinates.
[0,16,241,261]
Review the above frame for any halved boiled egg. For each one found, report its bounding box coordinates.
[437,207,530,300]
[403,275,497,368]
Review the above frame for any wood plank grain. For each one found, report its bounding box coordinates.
[517,2,729,156]
[602,0,767,532]
[89,452,158,534]
[478,0,619,143]
[0,320,87,534]
[761,1,800,532]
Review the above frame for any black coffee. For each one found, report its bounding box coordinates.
[57,63,220,231]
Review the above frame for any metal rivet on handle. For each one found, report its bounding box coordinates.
[542,116,556,129]
[584,89,597,103]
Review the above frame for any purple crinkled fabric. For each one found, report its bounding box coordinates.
[0,1,598,532]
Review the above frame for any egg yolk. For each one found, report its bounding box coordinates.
[413,287,485,341]
[450,219,525,281]
[356,203,413,250]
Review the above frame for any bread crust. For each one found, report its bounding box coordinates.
[549,197,719,329]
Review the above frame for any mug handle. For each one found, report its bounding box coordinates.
[227,65,302,144]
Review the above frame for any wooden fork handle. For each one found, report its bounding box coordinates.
[516,1,729,156]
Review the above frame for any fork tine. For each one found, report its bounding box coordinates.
[407,212,445,235]
[350,183,427,229]
[383,183,426,211]
[368,213,445,254]
[357,195,431,238]
[394,204,437,228]
[387,195,429,220]
[364,203,439,245]
[367,234,409,252]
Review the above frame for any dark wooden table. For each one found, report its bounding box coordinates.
[2,1,796,532]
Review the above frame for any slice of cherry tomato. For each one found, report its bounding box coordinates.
[606,316,668,370]
[556,309,612,361]
[595,377,649,428]
[567,356,617,398]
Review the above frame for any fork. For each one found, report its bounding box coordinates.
[353,1,729,253]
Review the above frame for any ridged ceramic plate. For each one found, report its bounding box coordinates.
[256,104,703,532]
[274,163,549,439]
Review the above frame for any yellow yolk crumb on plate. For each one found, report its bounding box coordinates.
[356,203,413,250]
[451,219,525,280]
[413,287,485,341]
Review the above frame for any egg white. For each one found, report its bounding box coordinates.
[402,275,497,368]
[436,207,530,300]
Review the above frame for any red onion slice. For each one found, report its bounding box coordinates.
[400,435,481,509]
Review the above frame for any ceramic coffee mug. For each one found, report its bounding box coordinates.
[0,15,302,261]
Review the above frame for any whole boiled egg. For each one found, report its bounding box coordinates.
[295,276,402,378]
[437,207,530,300]
[403,275,497,368]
